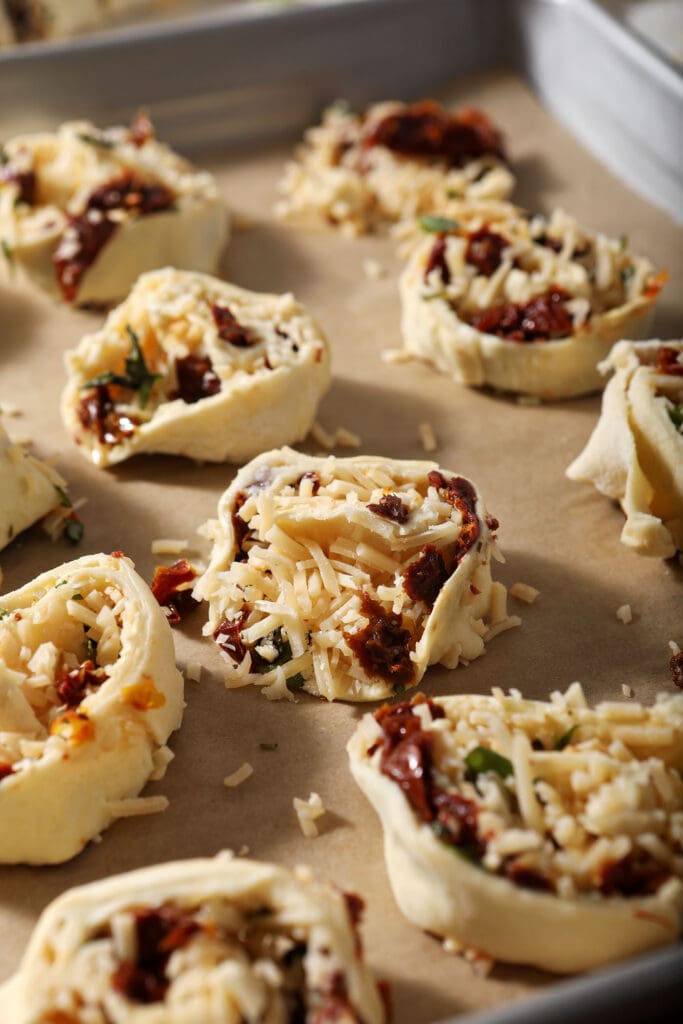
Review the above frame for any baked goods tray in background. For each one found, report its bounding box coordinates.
[0,0,681,223]
[0,2,681,1024]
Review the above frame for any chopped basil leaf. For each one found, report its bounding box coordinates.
[86,636,97,663]
[422,290,448,302]
[430,822,480,862]
[1,239,14,267]
[554,724,579,750]
[255,627,292,673]
[77,132,115,149]
[259,742,278,752]
[54,484,72,509]
[465,746,513,779]
[0,607,8,619]
[64,518,84,545]
[619,234,628,250]
[83,324,160,410]
[419,215,461,234]
[54,579,68,588]
[71,593,84,601]
[287,672,306,691]
[392,682,406,696]
[667,403,683,430]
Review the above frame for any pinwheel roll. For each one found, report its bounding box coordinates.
[275,99,514,235]
[195,447,512,702]
[0,115,227,305]
[400,208,664,398]
[0,552,184,864]
[348,685,683,973]
[61,269,331,466]
[0,422,68,552]
[567,340,683,558]
[0,854,388,1024]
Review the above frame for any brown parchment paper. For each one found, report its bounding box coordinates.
[0,71,681,1023]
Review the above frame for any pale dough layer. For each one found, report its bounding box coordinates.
[0,854,387,1024]
[567,340,683,557]
[0,552,184,864]
[0,423,64,552]
[61,269,331,466]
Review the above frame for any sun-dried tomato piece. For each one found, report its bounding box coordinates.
[504,860,554,892]
[211,304,256,347]
[299,470,321,495]
[111,906,201,1004]
[424,234,451,285]
[428,471,480,562]
[0,165,36,205]
[174,353,221,404]
[432,790,483,858]
[655,345,683,376]
[214,610,249,664]
[87,174,174,216]
[365,101,505,166]
[403,544,448,608]
[465,226,508,277]
[78,384,138,446]
[0,763,15,782]
[470,286,574,342]
[151,560,198,625]
[671,652,683,690]
[366,493,409,524]
[598,851,669,897]
[56,660,106,708]
[344,593,415,688]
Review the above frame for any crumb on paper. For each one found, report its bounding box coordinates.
[335,426,361,448]
[237,844,250,856]
[185,661,202,683]
[669,640,681,656]
[616,604,633,625]
[224,762,254,788]
[363,257,386,280]
[516,395,541,407]
[621,684,635,699]
[293,791,326,838]
[381,348,413,364]
[151,538,188,555]
[509,582,540,605]
[418,421,438,453]
[310,421,361,450]
[106,796,169,818]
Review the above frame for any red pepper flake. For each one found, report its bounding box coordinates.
[671,651,683,690]
[470,286,574,342]
[343,891,365,957]
[111,905,202,1004]
[366,493,410,524]
[403,544,448,608]
[151,560,198,625]
[598,851,669,897]
[428,471,480,562]
[465,226,508,277]
[56,660,106,708]
[211,304,256,347]
[364,101,505,167]
[130,110,155,148]
[504,860,554,892]
[424,235,450,284]
[78,384,138,446]
[231,492,250,560]
[344,592,415,689]
[0,165,36,205]
[0,763,15,782]
[656,345,683,376]
[111,550,125,558]
[174,353,221,404]
[54,172,175,301]
[214,610,249,664]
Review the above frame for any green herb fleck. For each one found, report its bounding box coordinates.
[430,822,480,863]
[82,325,160,409]
[667,403,683,430]
[422,290,448,302]
[0,149,7,165]
[65,518,84,545]
[77,132,115,149]
[54,484,72,509]
[86,636,97,663]
[0,607,8,619]
[259,742,279,752]
[419,215,461,234]
[392,682,406,696]
[554,724,579,750]
[1,239,14,268]
[71,593,83,601]
[465,746,513,779]
[54,579,68,588]
[287,673,306,691]
[255,627,292,673]
[619,235,629,250]
[620,264,635,286]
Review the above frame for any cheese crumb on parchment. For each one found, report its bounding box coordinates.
[509,582,540,604]
[362,258,386,281]
[293,791,326,838]
[616,604,633,625]
[418,421,438,453]
[224,762,254,788]
[151,538,189,555]
[622,684,635,699]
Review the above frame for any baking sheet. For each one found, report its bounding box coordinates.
[0,71,681,1022]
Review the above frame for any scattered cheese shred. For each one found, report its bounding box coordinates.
[151,538,189,555]
[380,348,413,364]
[418,421,438,453]
[362,257,386,280]
[223,762,254,788]
[616,604,633,625]
[293,791,326,837]
[509,582,540,604]
[622,684,635,699]
[106,796,169,818]
[669,640,681,656]
[185,662,202,683]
